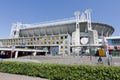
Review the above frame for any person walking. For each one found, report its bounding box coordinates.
[95,48,102,64]
[98,56,103,64]
[97,47,105,64]
[106,50,112,65]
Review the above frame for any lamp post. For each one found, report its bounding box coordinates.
[74,11,80,21]
[85,9,92,31]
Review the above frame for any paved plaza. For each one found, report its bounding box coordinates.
[0,72,47,80]
[4,55,120,66]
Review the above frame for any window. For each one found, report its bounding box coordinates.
[107,39,120,46]
[65,46,67,49]
[61,36,63,39]
[30,38,32,41]
[65,36,67,39]
[61,46,63,48]
[53,42,55,44]
[57,37,59,40]
[44,42,46,44]
[14,31,16,35]
[65,41,68,44]
[48,42,50,44]
[56,42,59,44]
[48,37,50,40]
[37,38,39,40]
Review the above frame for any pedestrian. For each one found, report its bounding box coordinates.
[98,56,103,64]
[106,51,112,65]
[97,48,103,64]
[108,52,112,65]
[109,52,112,62]
[95,49,99,57]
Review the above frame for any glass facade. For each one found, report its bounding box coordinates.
[109,50,120,56]
[107,39,120,46]
[106,38,120,56]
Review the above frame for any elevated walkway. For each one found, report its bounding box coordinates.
[0,47,45,58]
[0,48,44,52]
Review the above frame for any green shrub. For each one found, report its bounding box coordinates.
[0,61,120,80]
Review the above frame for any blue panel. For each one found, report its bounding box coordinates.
[51,46,59,56]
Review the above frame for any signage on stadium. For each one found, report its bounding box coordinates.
[107,46,120,50]
[117,46,120,50]
[107,46,114,50]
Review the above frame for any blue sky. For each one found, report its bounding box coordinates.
[0,0,120,38]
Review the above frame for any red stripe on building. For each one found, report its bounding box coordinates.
[107,46,114,50]
[117,46,120,50]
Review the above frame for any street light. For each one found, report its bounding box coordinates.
[74,11,80,17]
[74,11,80,29]
[85,9,92,31]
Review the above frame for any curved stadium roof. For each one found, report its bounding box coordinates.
[19,19,114,37]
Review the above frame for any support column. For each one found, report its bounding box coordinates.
[74,11,80,46]
[45,52,47,56]
[15,51,18,59]
[33,51,37,56]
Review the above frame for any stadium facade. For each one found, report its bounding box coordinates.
[0,9,114,58]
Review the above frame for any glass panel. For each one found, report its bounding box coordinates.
[107,39,120,46]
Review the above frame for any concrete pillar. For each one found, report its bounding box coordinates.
[33,51,37,56]
[45,52,47,56]
[15,51,18,59]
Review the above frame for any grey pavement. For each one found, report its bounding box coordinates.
[0,72,47,80]
[3,55,120,66]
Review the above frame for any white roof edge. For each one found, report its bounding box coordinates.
[105,36,120,39]
[23,17,87,29]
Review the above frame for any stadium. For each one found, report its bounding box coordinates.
[0,9,114,58]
